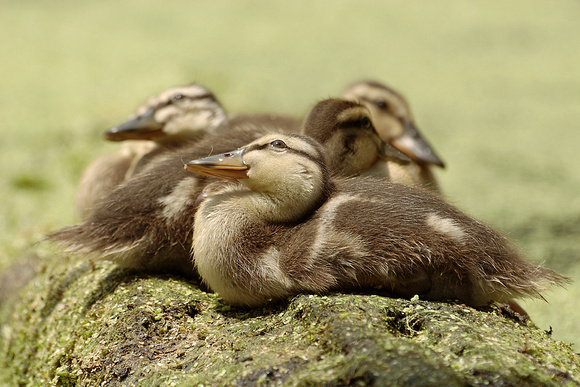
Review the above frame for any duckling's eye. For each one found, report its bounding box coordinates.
[171,93,184,102]
[269,140,287,149]
[375,99,389,110]
[361,116,372,129]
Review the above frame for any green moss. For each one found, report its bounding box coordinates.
[1,253,578,386]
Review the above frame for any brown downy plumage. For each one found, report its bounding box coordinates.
[76,83,229,220]
[342,80,444,193]
[185,133,569,307]
[77,79,426,221]
[300,99,410,178]
[47,99,400,276]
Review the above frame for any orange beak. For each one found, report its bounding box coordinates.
[185,148,249,181]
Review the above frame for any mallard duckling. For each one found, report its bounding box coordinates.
[104,83,228,144]
[48,99,405,275]
[185,133,568,307]
[342,80,444,192]
[76,83,229,219]
[300,98,410,178]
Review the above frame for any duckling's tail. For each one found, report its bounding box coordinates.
[43,225,142,265]
[43,225,84,251]
[482,263,571,304]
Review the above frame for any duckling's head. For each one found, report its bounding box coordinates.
[105,83,227,145]
[301,98,389,176]
[186,133,332,222]
[342,80,444,167]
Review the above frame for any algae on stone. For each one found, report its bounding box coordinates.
[1,251,579,386]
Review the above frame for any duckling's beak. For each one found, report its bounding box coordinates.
[389,121,445,168]
[379,142,411,164]
[104,108,165,141]
[185,148,249,181]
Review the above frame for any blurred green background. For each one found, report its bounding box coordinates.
[1,1,579,347]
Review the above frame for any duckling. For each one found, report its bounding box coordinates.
[48,99,407,275]
[185,133,568,307]
[300,98,410,178]
[76,83,229,219]
[104,85,302,174]
[342,80,444,192]
[104,83,228,144]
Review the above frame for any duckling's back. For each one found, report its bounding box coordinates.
[280,178,568,307]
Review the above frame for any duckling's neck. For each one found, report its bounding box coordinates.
[193,185,255,304]
[193,178,331,306]
[192,184,296,305]
[239,178,330,224]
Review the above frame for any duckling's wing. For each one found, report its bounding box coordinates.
[49,154,202,271]
[76,152,135,220]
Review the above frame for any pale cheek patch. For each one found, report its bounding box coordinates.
[426,213,466,243]
[296,162,322,194]
[173,109,215,132]
[155,105,180,123]
[158,178,198,221]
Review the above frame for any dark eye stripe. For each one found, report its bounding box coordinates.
[154,92,217,110]
[245,140,324,165]
[287,148,322,164]
[338,117,372,129]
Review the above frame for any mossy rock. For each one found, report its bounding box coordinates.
[1,252,579,386]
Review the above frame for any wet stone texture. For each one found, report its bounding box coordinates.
[1,252,579,386]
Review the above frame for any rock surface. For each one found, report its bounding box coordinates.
[1,252,579,386]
